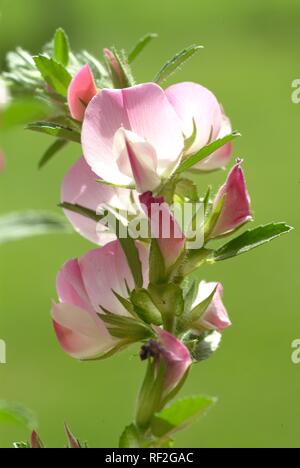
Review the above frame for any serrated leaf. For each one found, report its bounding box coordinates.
[0,211,71,244]
[213,223,293,262]
[27,121,81,143]
[0,401,37,430]
[119,424,141,448]
[154,45,203,84]
[33,55,71,97]
[54,28,70,67]
[152,395,216,438]
[176,131,240,174]
[38,139,68,169]
[128,33,158,63]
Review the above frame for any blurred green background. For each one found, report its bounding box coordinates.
[0,0,299,448]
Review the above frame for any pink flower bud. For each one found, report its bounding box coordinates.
[31,431,44,448]
[0,150,5,173]
[193,281,231,332]
[67,65,97,121]
[210,160,252,238]
[156,328,192,396]
[140,191,185,270]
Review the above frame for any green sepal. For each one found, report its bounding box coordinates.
[131,289,163,326]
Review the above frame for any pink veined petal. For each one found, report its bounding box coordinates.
[165,82,222,155]
[114,128,161,193]
[78,240,149,315]
[56,258,93,313]
[67,65,97,122]
[194,281,231,332]
[196,112,233,171]
[61,157,136,245]
[52,302,115,360]
[211,160,252,238]
[82,83,184,185]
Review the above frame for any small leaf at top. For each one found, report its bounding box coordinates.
[128,33,158,63]
[154,45,203,85]
[53,28,70,67]
[33,55,71,97]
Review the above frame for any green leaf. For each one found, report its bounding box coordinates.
[131,289,163,326]
[100,310,152,341]
[0,401,37,430]
[149,239,167,284]
[176,131,240,174]
[154,45,203,84]
[0,211,71,244]
[33,55,71,97]
[59,202,106,223]
[38,139,68,169]
[174,178,199,203]
[53,28,70,67]
[128,33,158,63]
[119,236,144,289]
[149,283,184,333]
[152,395,217,438]
[213,223,294,262]
[119,424,142,448]
[180,248,213,276]
[27,121,81,143]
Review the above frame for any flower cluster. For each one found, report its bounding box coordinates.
[0,31,292,448]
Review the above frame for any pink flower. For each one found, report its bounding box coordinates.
[81,83,185,192]
[210,160,252,238]
[52,240,148,360]
[192,281,231,332]
[165,82,233,170]
[61,157,139,245]
[140,191,185,270]
[67,65,97,121]
[81,82,232,193]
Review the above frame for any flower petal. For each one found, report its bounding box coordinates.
[52,302,115,360]
[82,83,184,185]
[114,128,161,193]
[61,157,137,245]
[79,240,149,315]
[165,82,222,155]
[196,112,233,171]
[194,281,231,332]
[67,65,97,121]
